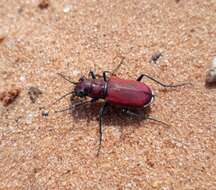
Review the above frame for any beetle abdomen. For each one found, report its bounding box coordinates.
[106,77,153,107]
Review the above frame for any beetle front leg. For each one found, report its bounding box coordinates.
[89,70,96,79]
[97,102,109,156]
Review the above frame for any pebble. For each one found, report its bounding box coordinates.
[0,30,7,44]
[42,110,49,117]
[63,3,72,13]
[38,0,49,9]
[20,75,26,82]
[0,87,21,106]
[0,35,5,44]
[149,51,162,64]
[206,57,216,84]
[28,86,42,103]
[26,113,34,124]
[72,69,80,77]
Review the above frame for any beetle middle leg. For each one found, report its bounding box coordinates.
[97,102,109,156]
[136,74,191,87]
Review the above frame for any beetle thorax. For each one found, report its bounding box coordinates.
[89,80,107,99]
[74,79,107,99]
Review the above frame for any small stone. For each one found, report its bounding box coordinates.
[42,110,49,117]
[63,3,72,13]
[149,51,162,64]
[206,69,216,84]
[212,57,216,68]
[28,87,42,103]
[0,35,5,44]
[0,30,7,44]
[20,75,26,82]
[38,0,49,9]
[26,113,34,124]
[72,69,80,77]
[0,87,21,106]
[206,57,216,85]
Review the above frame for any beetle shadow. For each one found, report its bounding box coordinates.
[68,100,152,130]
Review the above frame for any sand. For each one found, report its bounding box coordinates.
[0,0,216,189]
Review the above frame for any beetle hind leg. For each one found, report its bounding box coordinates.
[136,73,191,87]
[136,74,144,82]
[122,108,169,127]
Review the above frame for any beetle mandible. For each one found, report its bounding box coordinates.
[53,57,190,155]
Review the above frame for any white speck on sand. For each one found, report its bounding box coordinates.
[63,4,72,13]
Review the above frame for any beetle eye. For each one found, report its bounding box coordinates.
[78,91,84,96]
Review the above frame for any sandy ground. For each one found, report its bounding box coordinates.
[0,0,216,189]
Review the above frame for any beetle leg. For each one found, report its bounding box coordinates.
[97,102,109,156]
[102,71,111,82]
[122,108,138,117]
[136,74,144,81]
[137,74,192,87]
[112,56,125,75]
[89,70,96,79]
[145,116,170,127]
[122,108,169,127]
[103,72,107,81]
[55,99,94,113]
[101,57,125,82]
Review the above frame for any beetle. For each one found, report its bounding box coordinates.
[52,57,190,155]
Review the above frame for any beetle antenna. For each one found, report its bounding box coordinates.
[57,73,78,85]
[47,91,75,108]
[138,74,192,88]
[54,106,73,113]
[145,116,170,127]
[112,56,125,75]
[54,99,92,113]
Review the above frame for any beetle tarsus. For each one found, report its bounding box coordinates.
[97,102,109,156]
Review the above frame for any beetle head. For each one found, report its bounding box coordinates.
[74,76,92,97]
